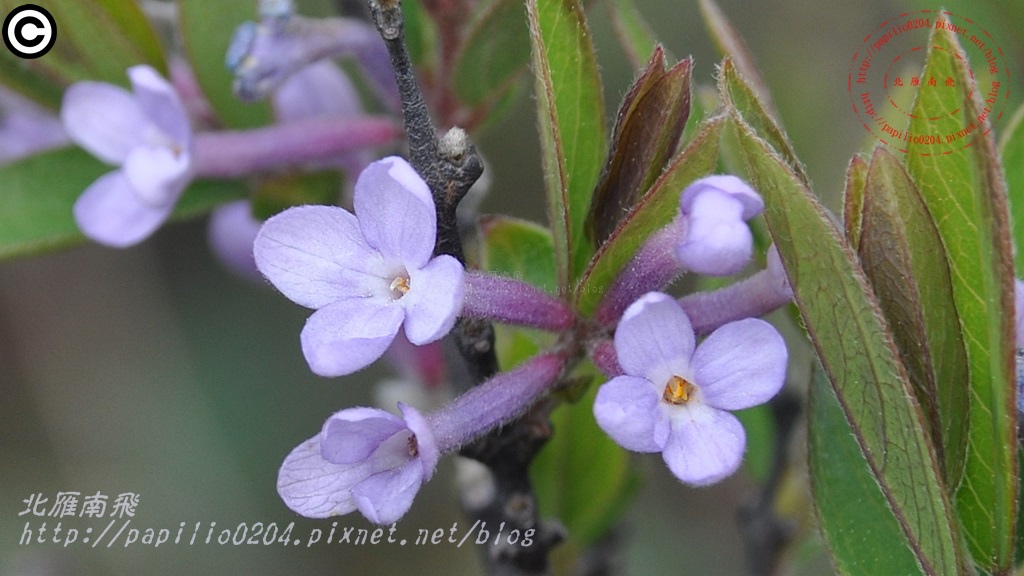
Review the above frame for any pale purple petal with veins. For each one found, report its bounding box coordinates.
[255,157,464,377]
[276,434,366,518]
[592,375,667,452]
[352,460,424,524]
[592,291,786,486]
[254,204,386,309]
[353,157,436,268]
[613,292,695,386]
[320,407,406,464]
[300,299,405,377]
[278,404,438,523]
[402,255,464,344]
[662,403,746,486]
[691,318,787,411]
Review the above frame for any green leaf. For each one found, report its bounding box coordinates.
[605,0,661,70]
[842,154,868,251]
[718,59,808,185]
[249,171,343,220]
[905,25,1017,572]
[478,215,557,294]
[0,0,166,109]
[478,216,558,372]
[531,365,636,545]
[402,0,437,72]
[451,0,531,108]
[525,0,606,294]
[0,148,247,260]
[178,0,272,128]
[734,403,773,482]
[575,115,723,317]
[809,366,926,576]
[1000,103,1024,274]
[858,146,969,488]
[732,115,964,575]
[586,48,691,244]
[698,0,778,119]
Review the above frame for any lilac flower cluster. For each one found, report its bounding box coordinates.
[55,9,790,524]
[250,160,790,522]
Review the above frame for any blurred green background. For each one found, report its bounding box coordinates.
[1,0,1021,574]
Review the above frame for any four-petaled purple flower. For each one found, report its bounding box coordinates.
[254,156,464,377]
[62,65,193,247]
[278,404,438,523]
[675,175,764,276]
[593,292,787,485]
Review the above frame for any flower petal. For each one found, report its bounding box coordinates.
[662,404,745,486]
[402,254,464,344]
[73,171,176,247]
[254,205,389,309]
[614,292,696,384]
[61,82,146,164]
[353,157,435,268]
[352,460,423,524]
[692,318,787,411]
[399,403,439,476]
[320,407,405,464]
[593,375,668,452]
[208,200,262,280]
[123,146,191,207]
[680,175,763,220]
[274,60,362,122]
[128,65,191,146]
[300,298,404,376]
[676,190,753,276]
[277,433,364,518]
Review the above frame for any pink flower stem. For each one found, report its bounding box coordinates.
[677,264,792,336]
[426,352,566,454]
[593,219,684,327]
[192,117,402,179]
[462,272,574,331]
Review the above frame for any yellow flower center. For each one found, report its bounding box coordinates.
[662,375,695,405]
[389,275,411,298]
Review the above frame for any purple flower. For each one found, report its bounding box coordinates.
[207,200,263,281]
[675,175,763,276]
[254,156,464,376]
[278,404,438,523]
[62,65,193,247]
[278,352,565,523]
[208,61,369,279]
[593,292,786,485]
[0,86,68,164]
